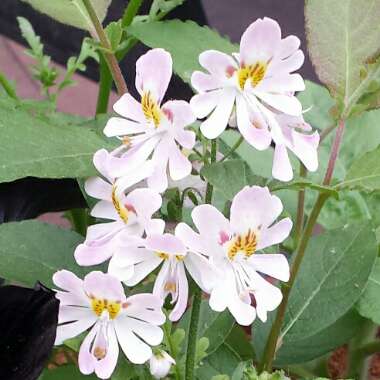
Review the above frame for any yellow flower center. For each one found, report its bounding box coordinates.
[227,229,258,260]
[237,62,267,90]
[91,298,121,319]
[164,282,176,292]
[156,252,185,261]
[94,346,107,360]
[141,91,161,127]
[111,186,129,223]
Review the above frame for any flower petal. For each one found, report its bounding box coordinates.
[83,271,126,302]
[104,117,146,137]
[135,48,172,103]
[191,71,222,92]
[230,186,283,233]
[162,100,196,129]
[168,143,192,181]
[115,319,153,364]
[85,177,111,201]
[55,316,97,345]
[199,50,237,78]
[91,200,118,220]
[190,90,222,119]
[254,91,302,116]
[257,218,293,251]
[124,318,163,346]
[248,253,290,281]
[191,204,230,242]
[240,17,281,65]
[95,325,119,379]
[146,233,186,255]
[169,263,188,321]
[200,88,236,139]
[236,95,271,150]
[113,93,146,123]
[272,143,293,181]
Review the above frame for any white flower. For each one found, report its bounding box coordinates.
[149,350,175,379]
[190,17,319,181]
[108,224,214,321]
[74,149,163,266]
[53,270,165,379]
[104,48,196,192]
[178,186,292,325]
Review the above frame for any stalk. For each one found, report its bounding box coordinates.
[259,120,346,372]
[294,164,307,245]
[185,139,217,380]
[82,0,127,96]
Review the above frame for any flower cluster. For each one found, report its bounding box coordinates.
[53,17,318,379]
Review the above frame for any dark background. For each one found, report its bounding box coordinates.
[0,0,318,222]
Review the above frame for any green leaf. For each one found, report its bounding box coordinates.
[338,145,380,191]
[0,97,115,183]
[22,0,112,31]
[276,309,365,365]
[201,160,262,201]
[0,220,96,288]
[39,365,97,379]
[357,258,380,324]
[196,343,241,380]
[178,300,235,357]
[305,0,380,116]
[281,223,377,342]
[201,160,338,201]
[128,20,236,84]
[224,325,255,361]
[105,21,123,52]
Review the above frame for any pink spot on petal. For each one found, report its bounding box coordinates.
[218,231,230,245]
[125,203,136,214]
[162,107,174,123]
[225,66,236,78]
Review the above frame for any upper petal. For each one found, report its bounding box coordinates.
[230,186,284,233]
[135,48,172,103]
[240,17,281,65]
[199,50,237,78]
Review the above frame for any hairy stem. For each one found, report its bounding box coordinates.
[185,139,217,380]
[96,55,113,114]
[163,321,181,380]
[294,164,307,245]
[260,120,346,372]
[82,0,127,96]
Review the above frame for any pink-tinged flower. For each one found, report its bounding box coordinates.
[104,48,196,192]
[190,17,318,181]
[74,149,163,266]
[53,270,165,379]
[149,350,175,379]
[178,186,291,326]
[108,225,214,322]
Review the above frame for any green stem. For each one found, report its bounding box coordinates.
[122,0,143,27]
[294,164,307,245]
[221,136,244,162]
[0,72,18,100]
[185,139,217,380]
[163,321,181,380]
[82,0,127,96]
[259,120,346,372]
[96,55,113,114]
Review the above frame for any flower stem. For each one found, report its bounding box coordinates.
[259,120,346,372]
[163,321,181,380]
[185,139,217,380]
[221,135,244,162]
[294,164,307,245]
[96,55,113,114]
[82,0,127,96]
